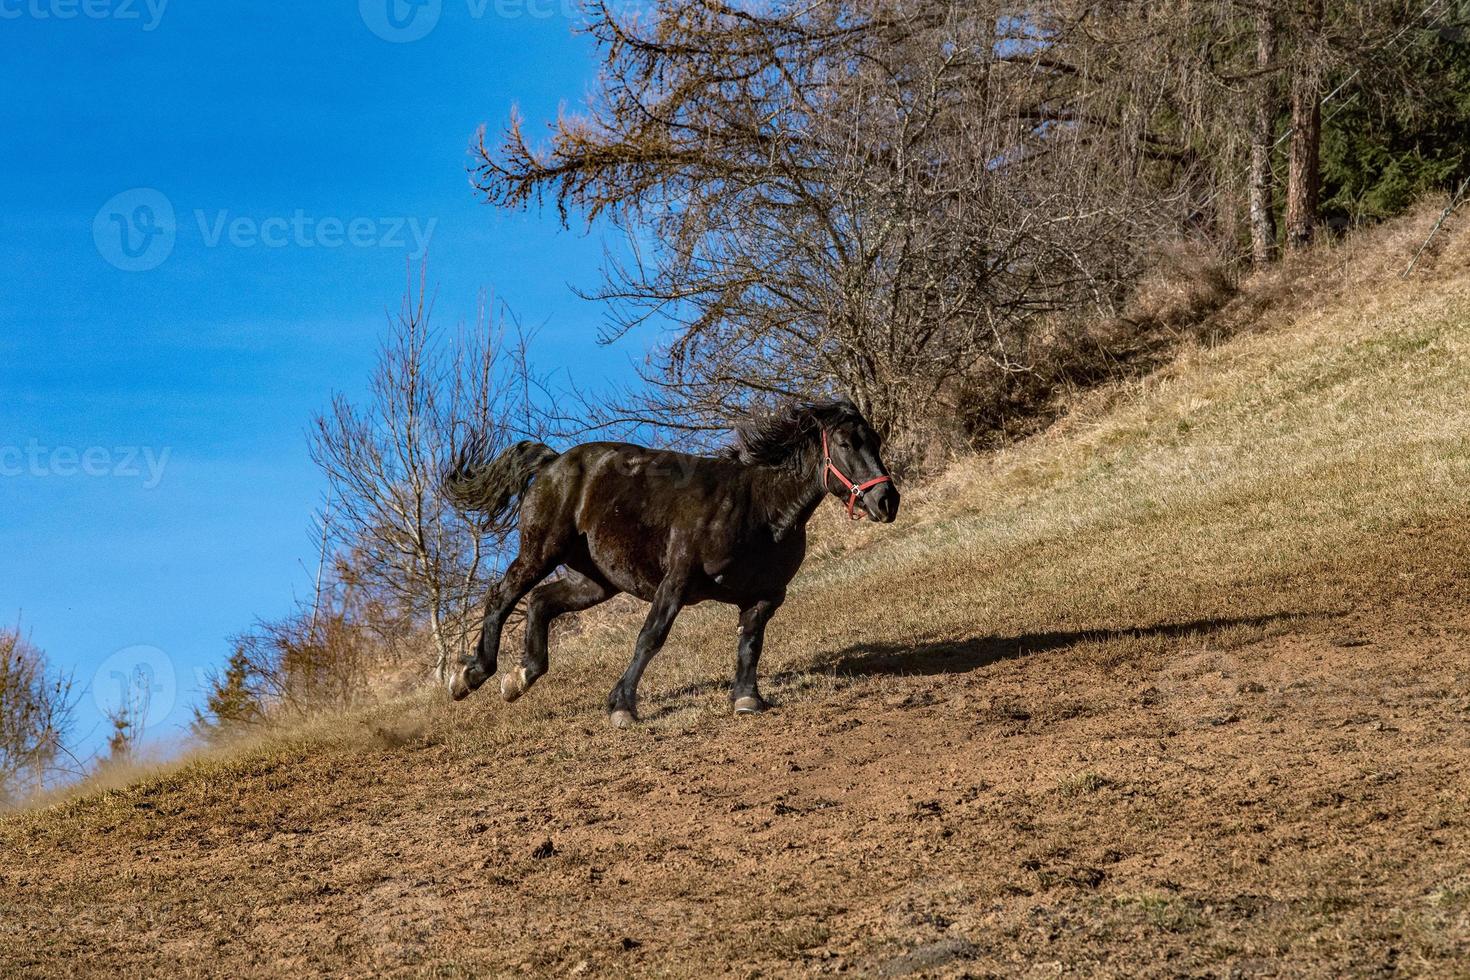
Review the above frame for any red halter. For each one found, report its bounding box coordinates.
[822,429,893,521]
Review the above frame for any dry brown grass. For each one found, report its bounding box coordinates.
[3,207,1470,976]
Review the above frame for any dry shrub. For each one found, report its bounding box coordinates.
[1126,243,1239,334]
[1424,206,1470,273]
[946,198,1465,458]
[194,565,424,739]
[1188,197,1457,345]
[234,612,374,717]
[942,240,1238,454]
[0,626,75,805]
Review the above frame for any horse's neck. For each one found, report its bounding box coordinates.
[752,453,825,541]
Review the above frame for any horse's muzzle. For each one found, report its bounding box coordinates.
[863,483,900,523]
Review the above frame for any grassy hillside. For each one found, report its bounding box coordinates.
[4,210,1470,977]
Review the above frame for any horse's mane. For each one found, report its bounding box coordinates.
[722,399,861,470]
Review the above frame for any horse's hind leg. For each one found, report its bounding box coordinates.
[450,483,580,700]
[449,551,558,700]
[501,571,618,703]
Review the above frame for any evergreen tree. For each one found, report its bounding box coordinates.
[191,648,262,739]
[1320,22,1470,226]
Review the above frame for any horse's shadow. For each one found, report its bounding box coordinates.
[645,611,1312,718]
[809,611,1309,680]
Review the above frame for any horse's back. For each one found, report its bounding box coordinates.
[526,441,739,599]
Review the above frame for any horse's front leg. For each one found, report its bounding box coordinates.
[607,569,689,728]
[732,597,781,715]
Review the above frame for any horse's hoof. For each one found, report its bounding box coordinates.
[500,667,530,703]
[449,665,486,702]
[732,696,770,715]
[609,709,638,729]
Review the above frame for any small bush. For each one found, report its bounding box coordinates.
[0,625,75,805]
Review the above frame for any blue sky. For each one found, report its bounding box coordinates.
[0,0,637,763]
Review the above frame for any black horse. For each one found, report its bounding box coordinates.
[443,399,900,726]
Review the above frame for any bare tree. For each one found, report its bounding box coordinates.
[0,624,75,805]
[310,269,544,681]
[475,0,1193,457]
[1250,8,1281,264]
[1286,0,1326,248]
[1019,1,1430,258]
[472,0,1442,454]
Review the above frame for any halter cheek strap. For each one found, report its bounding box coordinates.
[822,429,893,521]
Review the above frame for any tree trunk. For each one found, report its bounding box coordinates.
[1285,0,1323,250]
[1249,10,1279,265]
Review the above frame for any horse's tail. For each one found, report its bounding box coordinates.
[442,436,561,526]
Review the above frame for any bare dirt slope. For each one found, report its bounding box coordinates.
[4,217,1470,977]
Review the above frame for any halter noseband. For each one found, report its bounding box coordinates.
[822,429,893,521]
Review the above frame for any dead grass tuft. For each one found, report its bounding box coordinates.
[1056,771,1111,798]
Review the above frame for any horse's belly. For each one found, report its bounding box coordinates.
[580,521,670,601]
[698,534,806,601]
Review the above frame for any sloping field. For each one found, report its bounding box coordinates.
[4,218,1470,977]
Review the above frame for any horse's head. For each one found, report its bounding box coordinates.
[729,399,902,523]
[819,404,900,523]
